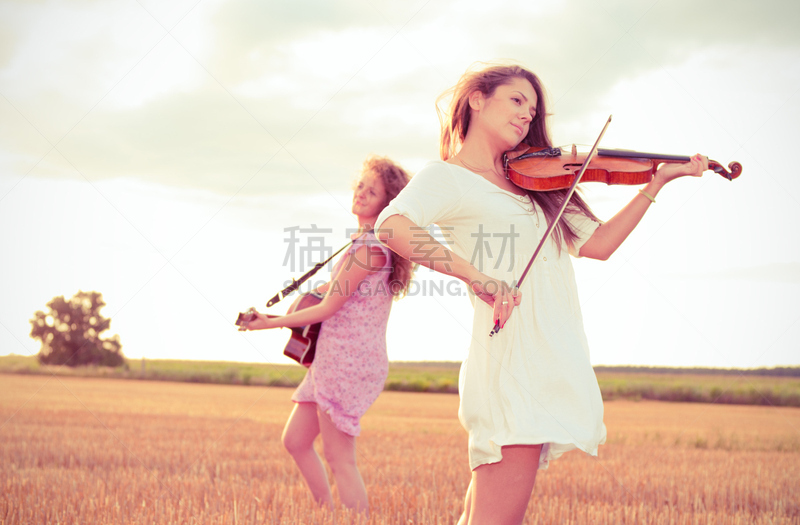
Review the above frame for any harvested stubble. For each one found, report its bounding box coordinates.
[1,373,798,524]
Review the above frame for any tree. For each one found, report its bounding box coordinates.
[30,291,125,367]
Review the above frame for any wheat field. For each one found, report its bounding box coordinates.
[1,373,798,524]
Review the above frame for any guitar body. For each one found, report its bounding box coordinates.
[235,291,324,368]
[282,292,323,367]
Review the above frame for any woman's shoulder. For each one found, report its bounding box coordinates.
[352,231,389,255]
[376,159,471,229]
[345,231,390,275]
[418,159,459,175]
[409,159,472,189]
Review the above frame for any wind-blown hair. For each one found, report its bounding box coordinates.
[437,62,600,252]
[360,155,415,299]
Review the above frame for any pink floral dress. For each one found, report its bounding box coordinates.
[291,232,393,436]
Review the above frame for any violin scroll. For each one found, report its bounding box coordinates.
[708,160,743,181]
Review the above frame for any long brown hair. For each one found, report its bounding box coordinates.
[361,155,415,299]
[437,62,599,252]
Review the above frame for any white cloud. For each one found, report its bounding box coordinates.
[2,0,800,366]
[0,1,163,142]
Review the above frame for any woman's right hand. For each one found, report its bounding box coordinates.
[470,275,522,329]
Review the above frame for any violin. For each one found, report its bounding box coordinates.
[490,116,744,338]
[505,144,743,192]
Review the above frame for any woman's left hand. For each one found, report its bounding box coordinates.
[241,311,278,331]
[653,153,708,186]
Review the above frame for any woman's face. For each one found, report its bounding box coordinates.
[352,169,387,220]
[472,76,538,151]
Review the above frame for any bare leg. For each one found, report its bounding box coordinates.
[456,478,473,525]
[282,402,333,506]
[467,444,542,525]
[317,408,369,513]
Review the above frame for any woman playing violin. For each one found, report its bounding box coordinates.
[242,155,414,514]
[375,63,708,525]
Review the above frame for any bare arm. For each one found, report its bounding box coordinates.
[580,154,708,261]
[377,214,520,328]
[378,215,478,283]
[243,246,387,330]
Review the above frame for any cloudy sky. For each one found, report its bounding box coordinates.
[1,0,799,368]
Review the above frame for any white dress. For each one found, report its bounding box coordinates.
[375,161,607,470]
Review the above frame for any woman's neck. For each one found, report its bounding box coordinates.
[453,126,515,174]
[451,136,528,196]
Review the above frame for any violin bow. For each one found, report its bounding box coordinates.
[490,115,613,337]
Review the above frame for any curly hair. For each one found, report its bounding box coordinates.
[436,61,599,252]
[360,155,416,299]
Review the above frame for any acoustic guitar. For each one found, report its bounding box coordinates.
[236,291,324,367]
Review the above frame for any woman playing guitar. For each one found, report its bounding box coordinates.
[240,155,414,514]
